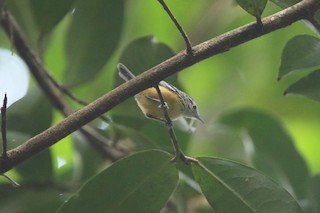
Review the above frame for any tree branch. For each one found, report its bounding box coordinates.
[0,0,319,174]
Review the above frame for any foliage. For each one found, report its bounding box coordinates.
[0,0,320,212]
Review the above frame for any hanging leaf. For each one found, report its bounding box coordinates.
[6,87,54,183]
[236,0,268,20]
[278,35,320,79]
[115,36,176,87]
[314,10,320,27]
[57,150,178,213]
[64,0,124,86]
[307,175,320,213]
[8,0,75,47]
[0,186,66,213]
[7,87,53,135]
[117,36,175,78]
[218,109,310,199]
[30,0,75,34]
[7,0,39,48]
[270,0,301,8]
[112,36,177,123]
[192,157,303,213]
[285,69,320,101]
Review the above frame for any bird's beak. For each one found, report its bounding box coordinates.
[195,114,204,124]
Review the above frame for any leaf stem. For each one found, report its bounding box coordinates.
[157,0,193,55]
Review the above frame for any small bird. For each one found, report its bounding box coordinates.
[117,63,203,124]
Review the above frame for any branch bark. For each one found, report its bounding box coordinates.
[0,0,319,174]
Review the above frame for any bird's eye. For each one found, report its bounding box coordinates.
[192,105,197,110]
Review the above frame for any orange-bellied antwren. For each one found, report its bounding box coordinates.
[117,63,203,124]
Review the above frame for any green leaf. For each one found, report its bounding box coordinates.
[270,0,301,8]
[8,0,75,47]
[192,157,303,213]
[71,134,104,182]
[279,35,320,79]
[116,36,175,83]
[7,87,53,136]
[111,123,159,150]
[57,150,179,213]
[6,87,54,182]
[285,69,320,101]
[236,0,268,17]
[139,121,191,154]
[7,0,39,48]
[218,109,310,199]
[1,131,54,184]
[307,175,320,213]
[3,132,53,184]
[314,10,320,27]
[16,150,53,183]
[30,0,75,34]
[113,36,177,124]
[64,0,124,86]
[0,185,66,213]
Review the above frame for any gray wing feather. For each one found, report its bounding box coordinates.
[118,63,181,94]
[117,63,136,81]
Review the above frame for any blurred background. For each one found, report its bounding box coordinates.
[1,0,319,177]
[0,0,319,211]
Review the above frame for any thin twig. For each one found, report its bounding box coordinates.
[1,94,7,159]
[45,72,112,123]
[154,86,197,164]
[46,72,88,106]
[157,0,193,55]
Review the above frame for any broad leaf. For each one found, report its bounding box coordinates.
[236,0,268,17]
[0,186,66,213]
[315,10,320,28]
[64,0,124,86]
[7,87,53,135]
[110,123,159,150]
[116,36,175,83]
[285,69,320,101]
[8,0,75,47]
[30,0,75,34]
[218,109,310,199]
[270,0,301,8]
[1,132,52,184]
[6,87,54,182]
[279,35,320,79]
[307,175,320,213]
[7,0,39,48]
[192,157,303,213]
[57,150,178,213]
[113,36,177,124]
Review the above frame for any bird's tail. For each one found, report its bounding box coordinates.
[117,63,136,81]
